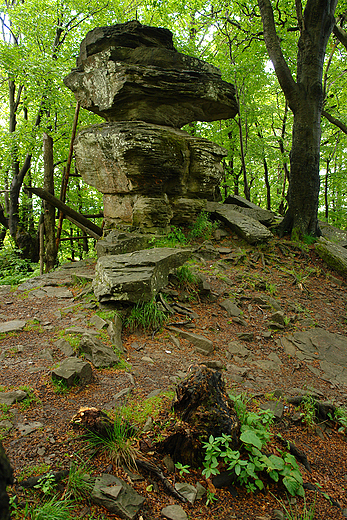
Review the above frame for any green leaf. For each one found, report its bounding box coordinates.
[240,430,263,449]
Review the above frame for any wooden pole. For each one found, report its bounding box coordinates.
[24,185,102,238]
[39,222,44,275]
[56,102,81,249]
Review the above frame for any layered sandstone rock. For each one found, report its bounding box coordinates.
[64,20,238,232]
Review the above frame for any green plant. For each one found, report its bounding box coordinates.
[125,298,169,332]
[18,463,52,481]
[83,410,138,469]
[120,391,175,428]
[202,395,304,496]
[329,406,347,433]
[271,491,316,519]
[51,377,70,395]
[175,462,190,476]
[34,472,57,495]
[0,240,40,286]
[299,395,316,429]
[29,496,73,520]
[153,225,188,247]
[18,386,39,410]
[24,319,44,333]
[188,211,218,240]
[66,459,94,501]
[205,488,218,506]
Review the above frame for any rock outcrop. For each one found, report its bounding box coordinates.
[64,20,238,232]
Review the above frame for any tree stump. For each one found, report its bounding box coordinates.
[157,365,240,467]
[0,440,13,520]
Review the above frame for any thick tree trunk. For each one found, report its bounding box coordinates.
[43,133,57,271]
[281,98,322,238]
[258,0,338,239]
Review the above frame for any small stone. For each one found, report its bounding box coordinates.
[236,332,254,342]
[142,417,153,432]
[17,421,43,436]
[174,483,197,504]
[89,315,108,329]
[220,299,241,317]
[161,504,188,520]
[141,356,154,364]
[163,455,175,473]
[0,320,27,334]
[195,481,206,500]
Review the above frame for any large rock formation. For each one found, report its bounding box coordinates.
[64,21,238,127]
[64,20,238,232]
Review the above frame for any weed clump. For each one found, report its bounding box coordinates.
[125,298,169,332]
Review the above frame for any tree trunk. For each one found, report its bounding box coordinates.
[43,133,57,271]
[258,0,338,239]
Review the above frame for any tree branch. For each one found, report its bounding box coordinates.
[257,0,299,112]
[322,110,347,135]
[333,24,347,51]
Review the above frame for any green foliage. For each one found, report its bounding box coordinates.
[34,472,57,495]
[0,241,39,286]
[125,298,169,332]
[205,489,218,506]
[83,410,138,469]
[120,391,175,428]
[329,406,347,434]
[18,386,39,410]
[66,460,94,501]
[299,395,317,429]
[202,394,304,496]
[152,225,188,247]
[18,463,52,481]
[51,377,70,395]
[271,492,316,520]
[28,496,73,520]
[188,211,218,240]
[175,462,190,476]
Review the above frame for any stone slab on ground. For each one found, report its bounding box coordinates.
[0,390,27,406]
[91,473,145,519]
[315,237,347,279]
[168,326,213,355]
[206,201,275,226]
[207,204,273,244]
[96,230,150,258]
[0,320,26,333]
[281,328,347,386]
[52,357,93,386]
[79,333,120,368]
[93,247,192,303]
[161,505,188,520]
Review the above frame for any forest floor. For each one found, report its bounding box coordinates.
[1,232,347,520]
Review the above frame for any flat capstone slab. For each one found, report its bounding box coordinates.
[0,390,27,406]
[93,247,192,303]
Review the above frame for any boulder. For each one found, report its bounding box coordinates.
[0,441,13,520]
[206,201,275,226]
[64,23,237,128]
[74,122,226,229]
[52,357,93,386]
[91,473,145,519]
[315,237,347,279]
[167,327,213,355]
[93,247,192,303]
[209,205,273,244]
[96,230,150,258]
[79,333,120,368]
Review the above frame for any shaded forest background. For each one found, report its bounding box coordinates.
[1,0,347,267]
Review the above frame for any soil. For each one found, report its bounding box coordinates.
[1,234,347,520]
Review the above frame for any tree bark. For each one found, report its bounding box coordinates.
[43,133,57,271]
[258,0,338,239]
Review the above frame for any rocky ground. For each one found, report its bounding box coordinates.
[1,233,347,520]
